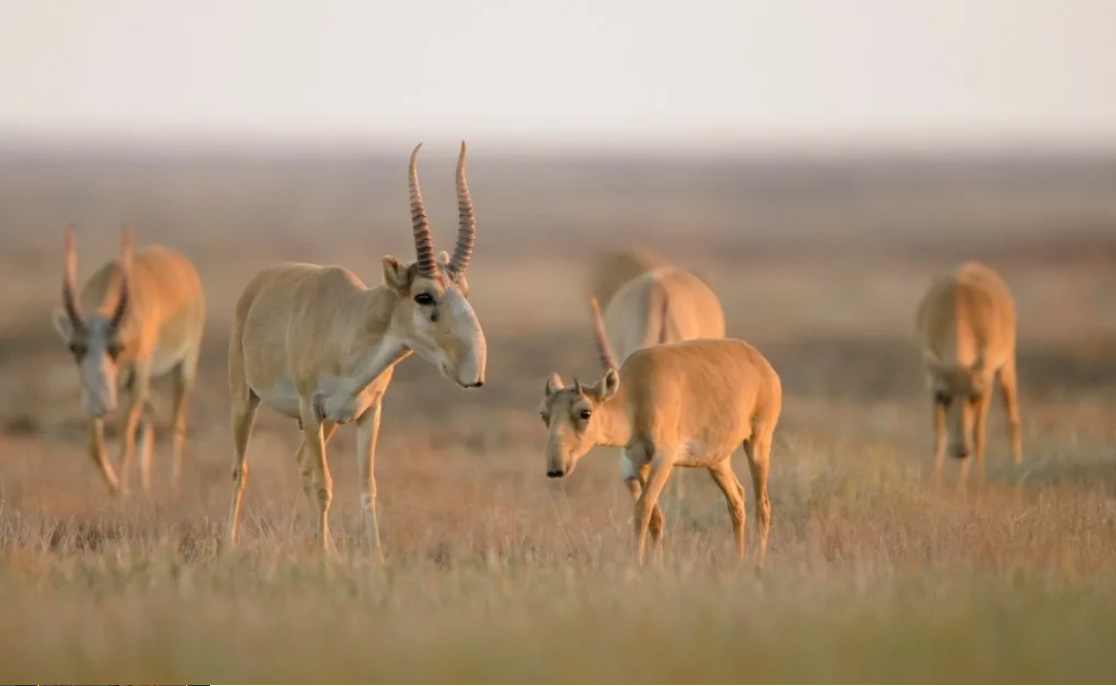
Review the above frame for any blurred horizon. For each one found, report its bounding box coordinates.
[2,1,1115,157]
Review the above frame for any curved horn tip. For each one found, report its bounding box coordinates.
[411,142,423,159]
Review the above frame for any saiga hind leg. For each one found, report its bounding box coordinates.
[225,388,259,549]
[707,459,746,560]
[743,432,772,569]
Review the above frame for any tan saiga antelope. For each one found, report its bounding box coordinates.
[586,244,671,314]
[537,295,781,566]
[916,261,1023,488]
[597,263,726,503]
[226,142,488,558]
[51,225,206,496]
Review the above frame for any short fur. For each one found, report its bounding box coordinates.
[916,261,1022,487]
[602,265,726,360]
[586,244,671,314]
[225,142,488,558]
[599,264,726,504]
[51,225,206,496]
[538,300,782,567]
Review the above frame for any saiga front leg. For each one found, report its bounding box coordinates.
[623,459,665,558]
[998,356,1023,465]
[299,399,334,556]
[117,359,152,496]
[634,451,674,565]
[88,417,120,496]
[136,397,156,493]
[294,419,339,545]
[972,388,993,487]
[932,400,947,486]
[355,397,385,563]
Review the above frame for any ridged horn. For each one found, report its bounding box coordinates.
[62,223,84,326]
[408,143,436,277]
[448,140,476,279]
[588,296,618,371]
[109,225,133,329]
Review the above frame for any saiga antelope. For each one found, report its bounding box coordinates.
[537,295,781,566]
[586,244,671,314]
[226,142,488,558]
[597,263,726,504]
[51,225,206,496]
[916,261,1023,487]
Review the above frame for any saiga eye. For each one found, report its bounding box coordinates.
[414,293,435,306]
[579,409,592,421]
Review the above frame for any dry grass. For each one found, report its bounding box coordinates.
[1,148,1116,683]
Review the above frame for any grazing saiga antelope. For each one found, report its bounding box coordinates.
[51,225,206,496]
[226,142,488,558]
[916,261,1023,487]
[586,244,671,314]
[537,295,781,566]
[597,263,726,503]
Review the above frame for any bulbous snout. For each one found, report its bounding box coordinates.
[547,468,565,479]
[443,302,487,389]
[79,363,118,419]
[950,444,970,460]
[81,389,116,419]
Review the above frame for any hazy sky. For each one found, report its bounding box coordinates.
[2,0,1115,151]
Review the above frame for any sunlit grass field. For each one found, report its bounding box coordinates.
[1,148,1115,682]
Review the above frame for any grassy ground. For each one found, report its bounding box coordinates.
[1,148,1115,683]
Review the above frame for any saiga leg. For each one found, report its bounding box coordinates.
[998,356,1023,465]
[136,397,156,493]
[117,360,152,496]
[299,399,334,556]
[295,420,339,543]
[355,397,385,562]
[170,349,200,485]
[932,401,947,486]
[707,459,746,560]
[226,374,260,548]
[88,417,120,496]
[972,389,993,487]
[623,459,665,555]
[743,432,772,568]
[634,451,675,565]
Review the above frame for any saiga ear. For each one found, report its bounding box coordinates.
[51,308,74,342]
[545,372,565,397]
[436,250,450,268]
[595,368,620,402]
[382,256,411,293]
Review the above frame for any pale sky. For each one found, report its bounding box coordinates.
[1,0,1115,151]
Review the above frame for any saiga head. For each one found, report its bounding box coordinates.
[382,142,487,389]
[51,225,133,418]
[537,296,620,478]
[924,349,987,459]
